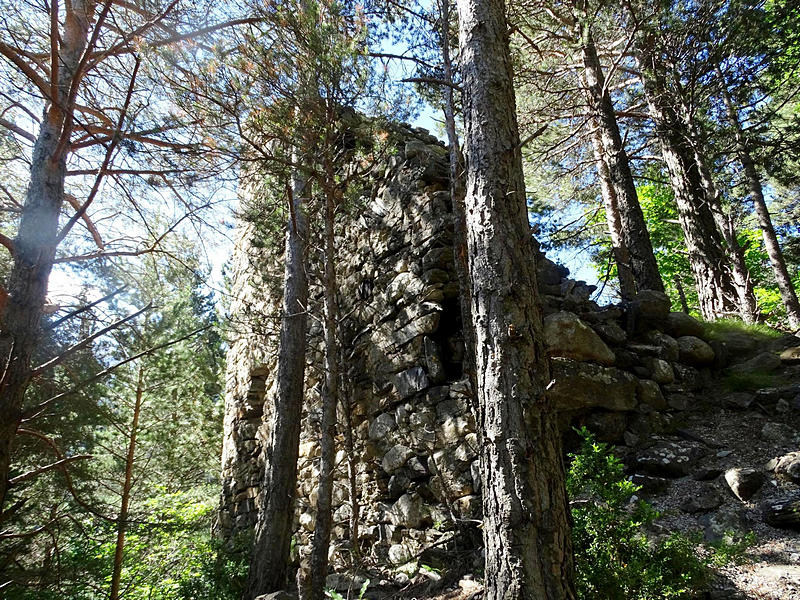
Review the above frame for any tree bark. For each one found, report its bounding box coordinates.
[673,88,759,323]
[309,173,339,600]
[109,365,144,600]
[245,166,310,599]
[636,41,738,321]
[455,0,575,597]
[716,65,800,329]
[440,0,478,401]
[588,122,637,300]
[692,141,759,323]
[0,0,94,514]
[339,377,359,559]
[674,274,690,313]
[576,16,663,295]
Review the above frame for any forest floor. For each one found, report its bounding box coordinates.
[354,344,800,600]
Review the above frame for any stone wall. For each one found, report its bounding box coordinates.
[218,124,737,577]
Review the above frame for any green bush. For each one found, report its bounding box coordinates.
[568,428,708,599]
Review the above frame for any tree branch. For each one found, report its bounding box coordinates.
[24,325,211,421]
[401,77,462,91]
[46,286,127,330]
[8,455,92,487]
[0,117,36,143]
[31,303,152,377]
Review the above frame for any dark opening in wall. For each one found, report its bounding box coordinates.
[431,294,464,381]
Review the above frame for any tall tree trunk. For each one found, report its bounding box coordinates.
[588,122,637,300]
[716,65,800,329]
[309,177,339,600]
[339,376,359,559]
[673,89,759,323]
[576,14,663,295]
[674,274,690,313]
[245,166,310,599]
[692,141,759,322]
[0,0,94,513]
[455,0,575,597]
[109,365,145,600]
[636,42,738,321]
[440,0,478,402]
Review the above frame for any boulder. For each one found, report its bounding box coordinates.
[780,346,800,365]
[388,493,429,529]
[736,351,781,373]
[666,392,694,411]
[766,452,800,483]
[388,541,418,565]
[677,336,715,366]
[644,331,681,361]
[633,290,671,323]
[593,321,627,346]
[680,485,723,513]
[382,445,414,474]
[543,311,615,365]
[637,379,667,410]
[725,467,764,501]
[393,366,429,399]
[768,334,800,352]
[255,593,297,600]
[764,499,800,530]
[666,311,705,338]
[760,421,794,443]
[635,439,705,477]
[648,358,675,385]
[722,392,754,410]
[369,413,397,440]
[715,331,759,360]
[549,358,638,412]
[700,505,748,542]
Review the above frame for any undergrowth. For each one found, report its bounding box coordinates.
[722,369,784,392]
[704,318,783,340]
[568,428,709,599]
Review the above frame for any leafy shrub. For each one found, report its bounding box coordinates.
[707,531,756,567]
[568,428,708,599]
[174,537,249,600]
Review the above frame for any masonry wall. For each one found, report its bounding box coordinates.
[218,125,726,576]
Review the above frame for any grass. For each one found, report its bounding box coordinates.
[704,318,784,341]
[722,370,785,392]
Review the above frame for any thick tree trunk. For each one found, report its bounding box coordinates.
[588,123,637,300]
[309,181,339,600]
[637,44,738,321]
[0,0,94,513]
[245,168,310,599]
[691,141,759,323]
[716,66,800,329]
[455,0,575,597]
[577,17,663,295]
[109,365,144,600]
[673,90,759,323]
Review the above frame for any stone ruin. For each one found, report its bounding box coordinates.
[218,124,800,583]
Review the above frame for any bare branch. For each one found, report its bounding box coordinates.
[8,455,92,487]
[31,303,152,377]
[56,55,142,245]
[0,117,36,143]
[46,286,127,330]
[24,325,211,420]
